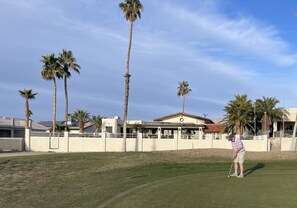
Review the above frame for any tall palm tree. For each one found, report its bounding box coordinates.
[177,81,192,113]
[255,96,286,135]
[293,115,297,138]
[41,54,62,133]
[72,109,90,133]
[119,0,143,151]
[58,49,81,131]
[19,89,37,129]
[223,94,253,135]
[90,115,105,135]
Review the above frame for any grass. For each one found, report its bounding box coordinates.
[1,151,297,208]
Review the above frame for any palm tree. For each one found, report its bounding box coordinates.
[255,96,286,135]
[58,49,81,131]
[131,123,143,133]
[41,54,62,133]
[72,109,90,133]
[90,115,105,135]
[119,0,143,151]
[177,81,192,113]
[19,89,38,129]
[223,94,253,135]
[293,115,297,138]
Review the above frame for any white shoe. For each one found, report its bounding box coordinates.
[230,173,238,177]
[237,174,244,178]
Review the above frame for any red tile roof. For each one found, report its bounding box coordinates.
[204,124,223,133]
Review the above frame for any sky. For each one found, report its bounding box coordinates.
[1,0,297,122]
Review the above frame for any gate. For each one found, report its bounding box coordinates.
[49,132,63,149]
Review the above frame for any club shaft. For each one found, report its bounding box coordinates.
[228,161,234,176]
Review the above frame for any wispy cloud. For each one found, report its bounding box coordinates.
[154,1,297,67]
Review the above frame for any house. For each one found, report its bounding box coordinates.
[204,124,224,139]
[272,108,297,136]
[38,120,96,134]
[0,117,48,138]
[37,120,65,131]
[102,112,219,139]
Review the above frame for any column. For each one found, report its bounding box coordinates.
[64,131,69,152]
[157,127,161,139]
[102,131,107,152]
[199,127,203,139]
[24,128,31,151]
[137,131,143,151]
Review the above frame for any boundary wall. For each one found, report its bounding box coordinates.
[281,137,297,151]
[25,129,269,152]
[0,138,23,151]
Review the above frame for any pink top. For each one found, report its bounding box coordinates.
[232,138,245,152]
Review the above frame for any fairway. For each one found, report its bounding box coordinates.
[1,150,297,208]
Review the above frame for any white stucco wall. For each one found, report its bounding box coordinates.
[0,138,23,151]
[281,138,297,151]
[69,138,102,152]
[285,108,297,121]
[161,116,205,124]
[27,133,271,153]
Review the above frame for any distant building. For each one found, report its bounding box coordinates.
[37,120,96,134]
[0,117,48,138]
[273,108,297,136]
[101,112,223,139]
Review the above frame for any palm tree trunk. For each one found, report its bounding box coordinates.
[64,76,68,131]
[293,114,297,138]
[25,99,29,129]
[266,114,271,133]
[79,119,84,133]
[182,95,185,113]
[236,111,240,134]
[263,112,268,133]
[123,21,134,152]
[53,78,57,133]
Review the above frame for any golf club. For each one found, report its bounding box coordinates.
[227,160,234,177]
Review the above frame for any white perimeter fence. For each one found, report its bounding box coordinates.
[24,129,271,153]
[0,138,23,151]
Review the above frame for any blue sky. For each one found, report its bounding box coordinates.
[1,0,297,122]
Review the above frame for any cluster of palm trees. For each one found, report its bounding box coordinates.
[41,49,80,133]
[174,82,287,137]
[71,110,104,134]
[40,49,105,134]
[223,95,287,136]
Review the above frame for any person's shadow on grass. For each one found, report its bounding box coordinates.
[244,163,265,177]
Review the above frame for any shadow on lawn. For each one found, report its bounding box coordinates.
[244,163,265,177]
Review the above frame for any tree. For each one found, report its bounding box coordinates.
[255,96,286,135]
[177,81,192,113]
[131,123,143,133]
[293,115,297,138]
[90,115,105,135]
[19,89,37,129]
[223,94,253,135]
[119,0,143,151]
[41,54,62,133]
[72,109,90,133]
[58,49,81,131]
